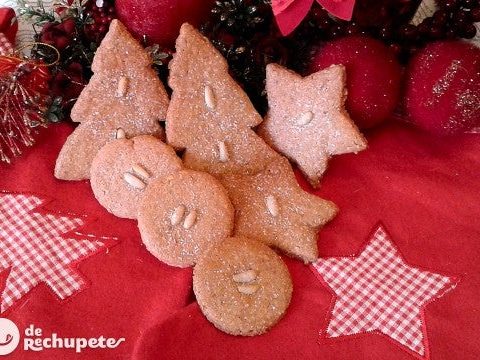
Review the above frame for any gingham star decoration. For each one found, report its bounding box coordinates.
[312,225,458,358]
[0,192,113,312]
[0,33,13,56]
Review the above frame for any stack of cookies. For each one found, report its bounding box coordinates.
[55,20,366,336]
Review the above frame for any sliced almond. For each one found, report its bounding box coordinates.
[296,111,314,126]
[171,205,186,226]
[115,128,126,139]
[233,269,257,283]
[132,164,150,179]
[183,210,197,229]
[218,141,229,163]
[123,172,146,190]
[266,195,279,217]
[116,76,129,98]
[237,283,259,295]
[204,85,216,110]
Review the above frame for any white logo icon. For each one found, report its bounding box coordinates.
[0,318,20,355]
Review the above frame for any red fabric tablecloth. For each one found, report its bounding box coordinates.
[0,121,479,359]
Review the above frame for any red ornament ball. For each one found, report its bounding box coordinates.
[310,35,403,129]
[404,41,480,136]
[0,8,18,44]
[115,0,215,47]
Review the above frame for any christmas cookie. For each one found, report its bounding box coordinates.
[258,63,367,188]
[219,157,337,262]
[193,236,292,336]
[90,135,183,219]
[166,23,279,176]
[138,170,235,267]
[55,19,169,181]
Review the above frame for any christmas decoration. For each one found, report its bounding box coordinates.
[0,8,18,44]
[201,0,479,112]
[0,34,13,54]
[433,0,480,39]
[309,35,403,129]
[351,0,478,58]
[0,40,52,163]
[83,0,116,43]
[115,0,215,46]
[353,0,421,28]
[404,40,480,136]
[313,225,458,358]
[18,0,116,116]
[272,0,356,36]
[0,192,114,312]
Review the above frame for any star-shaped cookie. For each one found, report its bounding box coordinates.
[258,63,367,188]
[219,156,337,262]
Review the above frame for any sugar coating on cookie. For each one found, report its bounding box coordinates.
[258,63,367,188]
[219,157,337,262]
[166,23,278,175]
[193,236,292,336]
[90,135,183,219]
[138,170,235,267]
[55,19,169,181]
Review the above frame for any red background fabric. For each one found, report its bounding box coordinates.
[0,121,479,360]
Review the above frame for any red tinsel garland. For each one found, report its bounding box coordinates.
[0,52,51,163]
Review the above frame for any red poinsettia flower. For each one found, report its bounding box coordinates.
[40,18,76,51]
[272,0,356,35]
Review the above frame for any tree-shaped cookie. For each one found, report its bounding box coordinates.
[55,20,169,180]
[166,23,278,175]
[258,64,367,188]
[219,156,338,262]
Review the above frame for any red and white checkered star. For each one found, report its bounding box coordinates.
[0,192,114,312]
[312,225,458,358]
[0,33,14,56]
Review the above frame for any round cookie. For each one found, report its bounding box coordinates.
[138,170,234,267]
[193,237,293,336]
[90,135,182,219]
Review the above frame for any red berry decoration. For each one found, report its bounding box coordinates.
[353,0,421,28]
[310,35,403,129]
[40,18,76,51]
[115,0,215,46]
[84,0,117,42]
[404,41,480,136]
